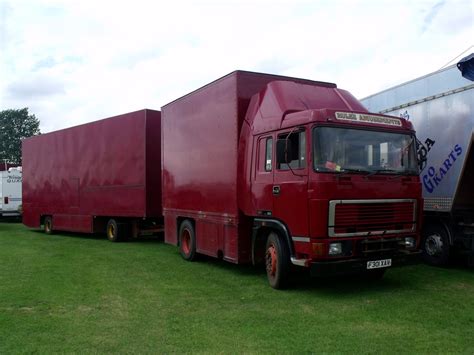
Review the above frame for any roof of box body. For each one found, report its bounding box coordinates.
[161,70,337,108]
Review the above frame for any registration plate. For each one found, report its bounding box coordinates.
[367,259,392,269]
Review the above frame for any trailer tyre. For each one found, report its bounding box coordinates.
[265,232,290,289]
[422,223,450,266]
[179,220,196,261]
[44,216,53,235]
[106,219,126,242]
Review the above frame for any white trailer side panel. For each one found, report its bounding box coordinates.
[361,65,474,212]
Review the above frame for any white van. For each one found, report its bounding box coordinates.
[0,167,22,217]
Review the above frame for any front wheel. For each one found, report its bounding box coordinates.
[265,232,291,289]
[422,223,450,266]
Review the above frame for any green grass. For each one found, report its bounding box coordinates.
[0,223,473,353]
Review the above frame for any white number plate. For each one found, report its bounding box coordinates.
[367,259,392,269]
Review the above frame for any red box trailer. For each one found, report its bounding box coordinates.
[22,109,162,241]
[162,71,422,288]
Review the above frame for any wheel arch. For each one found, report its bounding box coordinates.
[252,218,295,265]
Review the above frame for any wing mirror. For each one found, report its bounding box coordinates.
[277,139,293,164]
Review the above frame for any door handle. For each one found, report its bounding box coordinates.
[272,185,280,195]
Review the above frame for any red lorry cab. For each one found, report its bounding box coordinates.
[162,71,422,288]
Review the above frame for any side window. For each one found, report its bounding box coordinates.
[277,130,306,170]
[265,137,273,171]
[257,136,273,173]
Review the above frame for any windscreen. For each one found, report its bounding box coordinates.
[313,127,418,175]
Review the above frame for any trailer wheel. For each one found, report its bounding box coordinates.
[44,216,53,235]
[422,223,450,266]
[106,219,125,242]
[179,220,196,261]
[265,232,290,289]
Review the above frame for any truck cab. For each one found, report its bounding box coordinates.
[240,81,423,287]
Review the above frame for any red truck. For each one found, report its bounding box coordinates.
[23,71,422,288]
[162,71,422,288]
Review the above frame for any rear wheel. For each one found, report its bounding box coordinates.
[43,216,53,235]
[179,220,196,261]
[265,232,291,289]
[106,219,127,242]
[422,223,450,266]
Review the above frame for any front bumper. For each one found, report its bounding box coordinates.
[309,251,421,277]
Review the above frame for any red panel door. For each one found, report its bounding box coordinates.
[252,135,274,217]
[272,129,309,238]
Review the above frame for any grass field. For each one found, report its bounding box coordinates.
[0,223,473,353]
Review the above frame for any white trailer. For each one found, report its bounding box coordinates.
[0,167,22,217]
[361,55,474,266]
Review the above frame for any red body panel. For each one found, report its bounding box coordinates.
[22,109,162,232]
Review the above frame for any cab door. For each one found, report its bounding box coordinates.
[272,128,309,238]
[252,134,274,216]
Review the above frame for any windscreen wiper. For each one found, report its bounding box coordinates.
[388,171,417,180]
[364,168,397,178]
[365,169,413,179]
[338,168,371,173]
[369,168,396,173]
[334,168,371,177]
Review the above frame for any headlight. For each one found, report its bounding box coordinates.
[329,242,343,256]
[404,237,416,248]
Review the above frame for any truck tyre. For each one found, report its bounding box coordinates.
[44,216,53,235]
[265,232,290,289]
[179,220,197,261]
[106,219,126,242]
[422,223,450,266]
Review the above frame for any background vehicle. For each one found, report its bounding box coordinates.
[162,71,422,288]
[22,109,162,241]
[361,54,474,266]
[0,167,22,218]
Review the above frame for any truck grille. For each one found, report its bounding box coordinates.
[328,199,416,237]
[357,237,404,257]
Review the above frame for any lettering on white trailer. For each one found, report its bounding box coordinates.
[422,144,463,193]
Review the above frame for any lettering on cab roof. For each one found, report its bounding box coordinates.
[335,112,402,127]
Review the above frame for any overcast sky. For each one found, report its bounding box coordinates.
[1,0,472,133]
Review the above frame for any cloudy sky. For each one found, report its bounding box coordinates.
[0,0,472,133]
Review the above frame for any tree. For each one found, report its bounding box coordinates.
[0,108,41,164]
